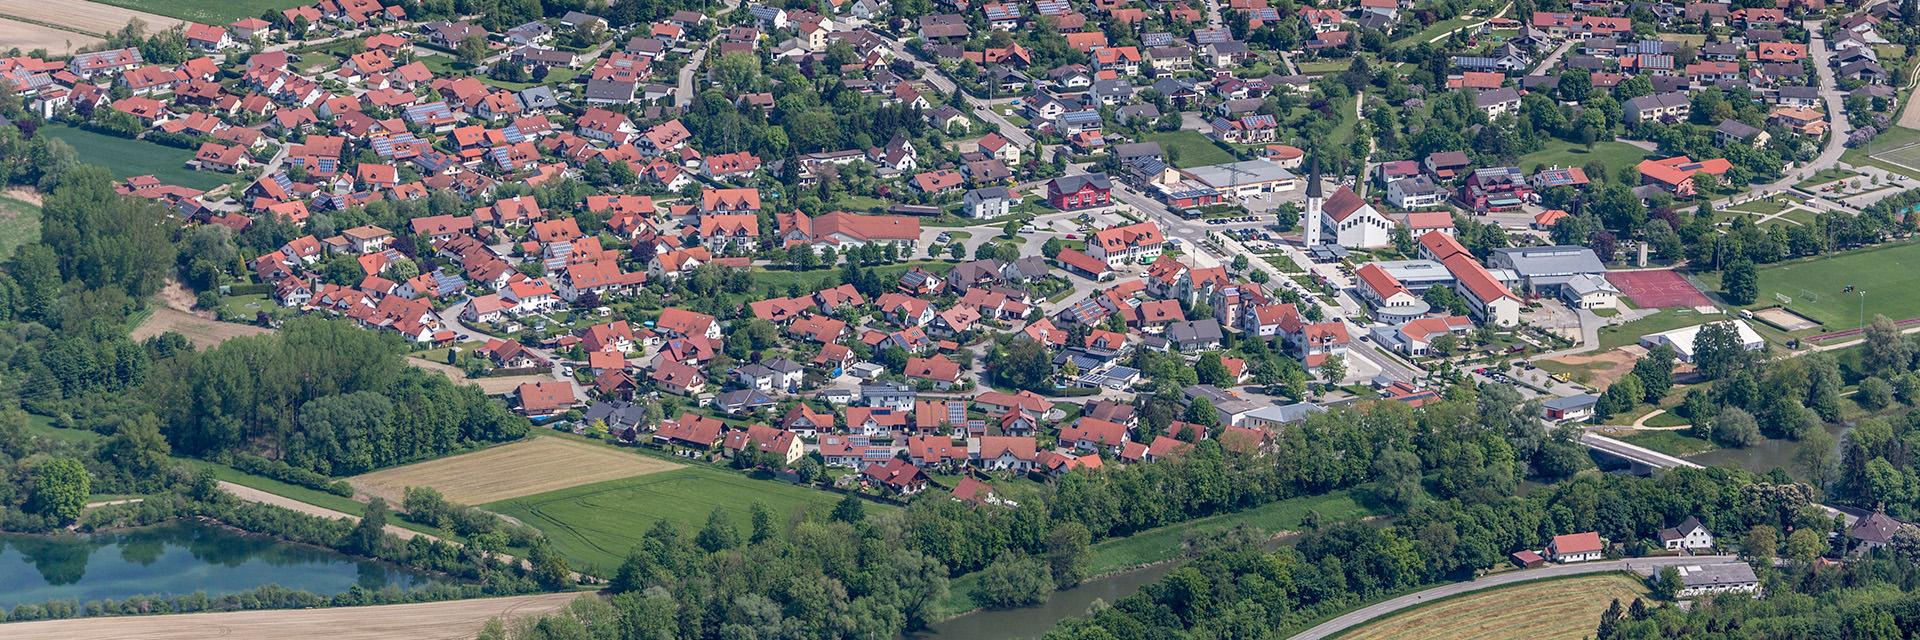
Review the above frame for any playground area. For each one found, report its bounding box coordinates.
[1605,270,1713,309]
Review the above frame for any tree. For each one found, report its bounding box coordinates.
[1786,527,1826,565]
[1795,428,1837,489]
[1183,397,1219,426]
[947,243,965,260]
[1862,315,1911,375]
[832,493,866,524]
[697,507,740,552]
[1599,372,1644,419]
[1631,345,1675,403]
[1318,355,1347,384]
[1045,522,1092,587]
[102,414,171,484]
[1650,566,1681,600]
[972,552,1052,608]
[527,539,574,590]
[28,457,91,524]
[1231,254,1249,272]
[457,34,488,66]
[1042,237,1066,258]
[1371,449,1425,510]
[1858,376,1894,410]
[1194,352,1232,386]
[341,497,390,556]
[1711,407,1761,448]
[991,338,1054,392]
[1723,260,1758,305]
[1002,219,1023,238]
[749,503,776,544]
[1743,525,1778,563]
[1692,321,1747,380]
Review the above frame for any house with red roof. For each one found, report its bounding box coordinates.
[1547,531,1605,563]
[864,458,930,495]
[515,381,576,418]
[1637,156,1732,198]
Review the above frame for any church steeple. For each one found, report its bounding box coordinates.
[1303,157,1323,246]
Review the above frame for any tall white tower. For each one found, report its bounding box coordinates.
[1302,159,1324,246]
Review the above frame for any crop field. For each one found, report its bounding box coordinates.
[0,592,584,640]
[1340,573,1649,640]
[39,125,230,191]
[0,0,181,38]
[0,18,99,54]
[350,436,682,505]
[76,0,301,26]
[486,466,873,571]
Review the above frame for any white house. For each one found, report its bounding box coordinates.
[1547,531,1604,563]
[1639,320,1765,363]
[1671,563,1761,599]
[1318,185,1394,248]
[1659,516,1715,551]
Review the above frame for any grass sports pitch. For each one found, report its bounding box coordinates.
[485,466,874,572]
[1340,573,1648,640]
[1739,241,1920,331]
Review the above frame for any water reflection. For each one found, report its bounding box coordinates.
[0,520,438,609]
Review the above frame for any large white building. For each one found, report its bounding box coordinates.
[1639,320,1765,362]
[1316,184,1394,249]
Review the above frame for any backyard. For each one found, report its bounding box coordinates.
[40,125,231,190]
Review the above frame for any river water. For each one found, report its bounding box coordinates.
[0,520,440,609]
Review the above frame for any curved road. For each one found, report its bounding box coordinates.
[1289,555,1739,640]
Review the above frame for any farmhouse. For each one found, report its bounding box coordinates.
[1547,531,1604,563]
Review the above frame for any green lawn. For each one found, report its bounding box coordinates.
[40,125,230,190]
[1294,59,1354,74]
[0,193,41,261]
[486,466,871,572]
[1142,130,1237,168]
[1793,167,1860,191]
[751,260,954,296]
[1597,308,1719,351]
[1518,138,1651,181]
[1703,241,1920,330]
[218,293,274,319]
[86,0,313,25]
[484,67,580,91]
[1390,16,1481,50]
[22,414,103,445]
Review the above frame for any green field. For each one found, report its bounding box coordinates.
[1519,139,1651,181]
[942,491,1373,615]
[84,0,312,25]
[1720,241,1920,330]
[0,193,41,261]
[40,125,230,190]
[486,466,869,572]
[1142,130,1238,168]
[1597,308,1719,351]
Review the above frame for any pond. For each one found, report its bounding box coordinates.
[1684,423,1848,480]
[0,520,440,610]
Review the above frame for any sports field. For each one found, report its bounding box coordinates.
[350,436,681,505]
[39,125,230,191]
[1606,270,1711,308]
[1339,573,1648,640]
[1849,126,1920,179]
[78,0,306,25]
[1740,241,1920,330]
[485,466,871,571]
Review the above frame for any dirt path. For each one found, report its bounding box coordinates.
[218,480,439,542]
[0,592,585,640]
[4,187,43,205]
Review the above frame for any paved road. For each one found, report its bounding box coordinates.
[1755,21,1850,193]
[675,0,743,108]
[875,32,1051,162]
[1290,555,1740,640]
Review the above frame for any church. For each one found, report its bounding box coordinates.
[1302,162,1395,249]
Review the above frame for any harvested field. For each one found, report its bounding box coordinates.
[0,17,97,54]
[0,0,182,38]
[1340,573,1649,640]
[130,307,269,348]
[350,436,681,505]
[0,592,585,640]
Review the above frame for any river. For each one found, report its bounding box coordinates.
[915,561,1181,640]
[0,520,440,609]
